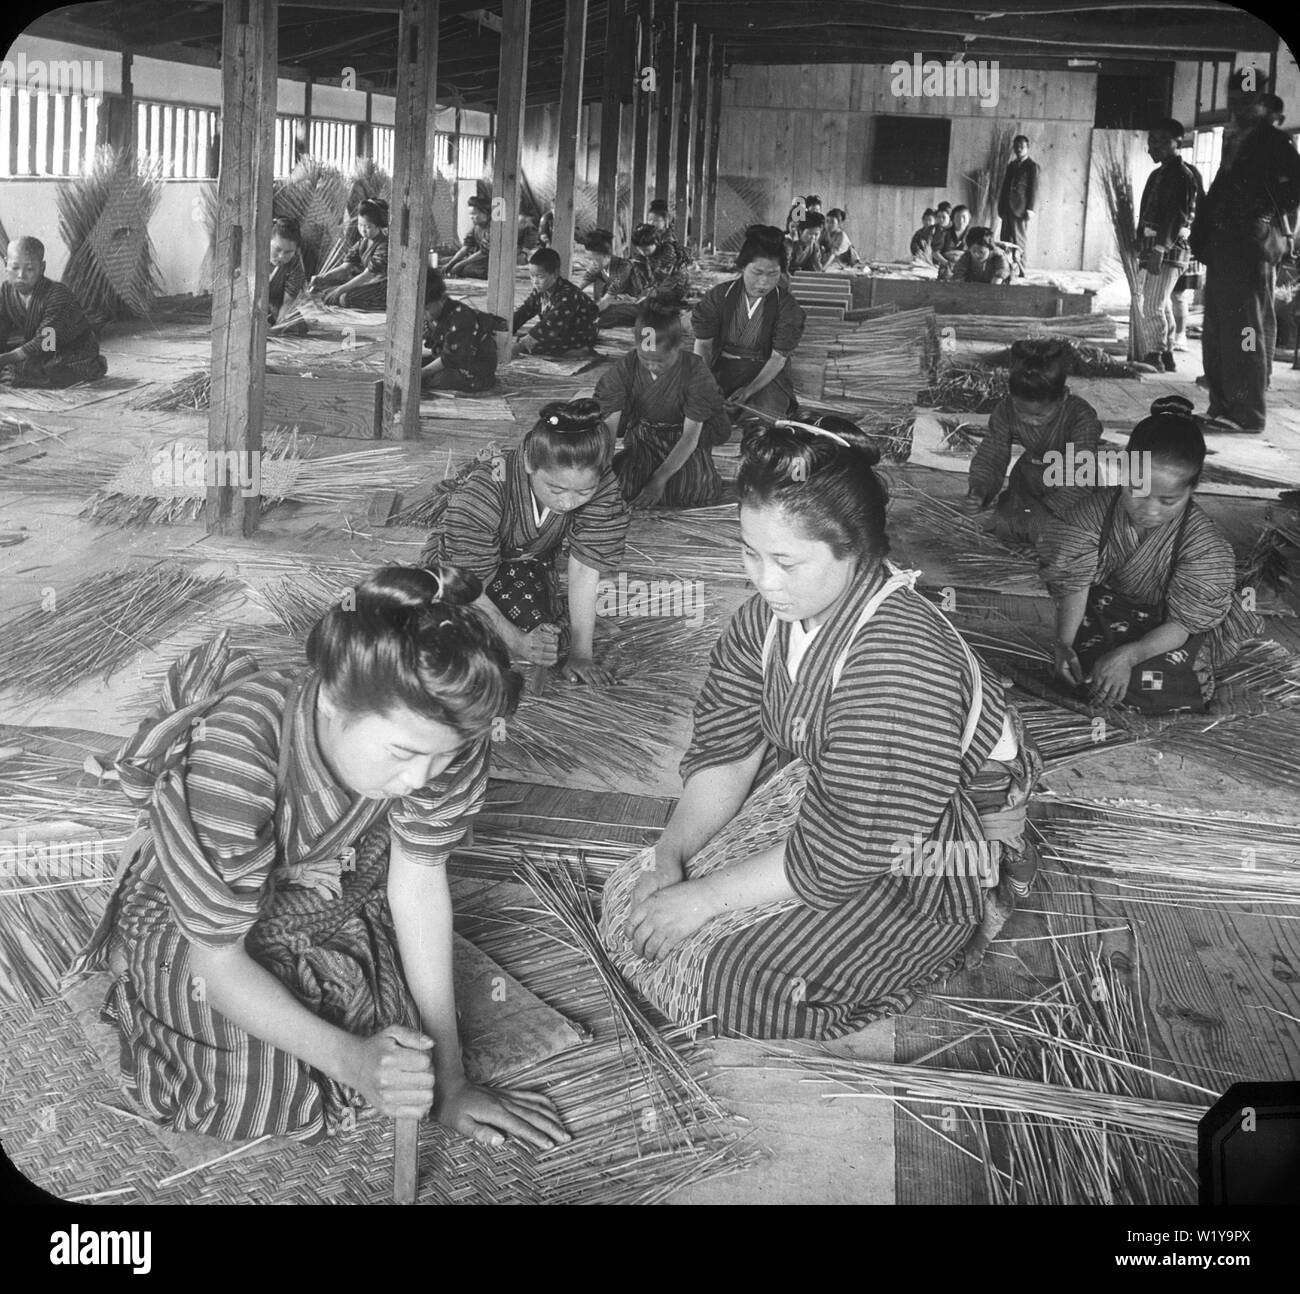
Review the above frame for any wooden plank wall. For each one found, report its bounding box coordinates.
[717,64,1099,270]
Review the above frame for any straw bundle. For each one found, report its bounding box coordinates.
[896,480,1039,576]
[1094,134,1143,358]
[1159,709,1300,793]
[130,369,211,412]
[962,125,1016,231]
[920,361,1009,412]
[57,146,164,321]
[1238,511,1300,597]
[391,444,496,528]
[598,760,808,1030]
[0,562,233,697]
[933,313,1119,344]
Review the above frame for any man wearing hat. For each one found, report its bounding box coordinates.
[444,194,492,278]
[1191,69,1300,431]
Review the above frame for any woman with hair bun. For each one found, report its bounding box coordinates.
[1040,408,1263,713]
[310,197,390,309]
[84,565,567,1149]
[426,398,631,685]
[605,421,1042,1037]
[692,224,807,431]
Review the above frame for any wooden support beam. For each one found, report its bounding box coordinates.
[103,51,135,156]
[689,33,711,255]
[208,0,277,538]
[673,22,695,246]
[553,0,587,276]
[382,0,439,441]
[487,0,531,363]
[703,40,722,254]
[630,0,653,225]
[652,2,676,211]
[295,75,313,162]
[357,90,374,158]
[595,0,622,231]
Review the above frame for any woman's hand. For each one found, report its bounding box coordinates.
[630,849,685,913]
[632,477,667,510]
[561,653,611,685]
[515,623,560,666]
[434,1075,571,1151]
[725,388,753,410]
[1053,640,1084,686]
[1087,646,1137,706]
[323,287,346,306]
[345,1025,435,1119]
[628,878,718,961]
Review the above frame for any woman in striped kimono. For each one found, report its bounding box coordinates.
[1040,406,1262,713]
[311,199,390,310]
[692,225,807,432]
[425,398,630,685]
[617,423,1041,1038]
[596,303,729,509]
[81,567,567,1148]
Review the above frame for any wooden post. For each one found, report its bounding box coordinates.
[383,0,439,441]
[488,0,531,364]
[652,1,675,210]
[357,90,373,159]
[295,75,312,163]
[103,51,135,157]
[690,34,711,254]
[595,0,621,230]
[553,0,587,275]
[208,0,277,538]
[630,0,652,224]
[673,22,695,244]
[703,42,723,254]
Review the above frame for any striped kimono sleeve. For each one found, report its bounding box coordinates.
[968,397,1016,500]
[594,352,635,417]
[1038,488,1111,597]
[390,739,490,864]
[784,614,975,911]
[680,598,769,779]
[566,468,631,571]
[438,462,506,584]
[1163,508,1237,633]
[1049,395,1105,515]
[682,352,726,422]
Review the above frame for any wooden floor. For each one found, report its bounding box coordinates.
[2,271,1298,1204]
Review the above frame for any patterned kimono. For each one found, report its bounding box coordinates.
[595,349,728,507]
[83,654,488,1143]
[953,250,1012,285]
[512,275,599,356]
[679,569,1039,1037]
[422,297,498,392]
[340,232,389,310]
[581,256,645,329]
[0,277,107,387]
[636,244,690,305]
[967,392,1104,545]
[1040,487,1261,709]
[428,447,629,636]
[450,224,490,279]
[691,278,806,424]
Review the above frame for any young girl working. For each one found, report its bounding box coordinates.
[310,198,390,309]
[82,566,568,1148]
[425,399,631,685]
[421,270,499,393]
[267,217,309,337]
[595,302,729,508]
[603,422,1040,1036]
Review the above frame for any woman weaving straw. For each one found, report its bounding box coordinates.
[599,421,1042,1038]
[76,566,568,1150]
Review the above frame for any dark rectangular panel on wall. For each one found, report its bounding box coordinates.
[1095,70,1173,129]
[870,116,950,187]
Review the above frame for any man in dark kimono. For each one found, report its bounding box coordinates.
[1192,75,1300,432]
[997,136,1039,272]
[0,237,108,388]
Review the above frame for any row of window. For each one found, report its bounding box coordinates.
[0,89,489,181]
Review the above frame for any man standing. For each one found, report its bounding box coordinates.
[1192,73,1300,431]
[998,135,1039,272]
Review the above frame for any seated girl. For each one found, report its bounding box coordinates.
[421,270,499,393]
[600,421,1041,1036]
[822,209,863,270]
[935,204,972,276]
[789,214,826,272]
[444,202,491,280]
[1040,407,1262,715]
[579,228,643,330]
[629,223,689,307]
[909,209,938,264]
[267,217,309,337]
[424,399,630,685]
[83,565,568,1148]
[647,198,691,271]
[963,338,1104,546]
[310,198,390,309]
[595,302,729,509]
[692,224,807,431]
[511,248,600,358]
[952,227,1013,285]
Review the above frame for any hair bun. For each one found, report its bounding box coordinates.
[1150,394,1195,417]
[357,564,482,620]
[538,397,603,432]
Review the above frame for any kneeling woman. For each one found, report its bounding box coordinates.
[595,303,729,509]
[83,566,567,1148]
[602,424,1041,1038]
[1041,406,1262,714]
[310,198,390,310]
[425,399,630,685]
[692,224,807,429]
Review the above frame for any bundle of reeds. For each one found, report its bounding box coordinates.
[391,445,494,529]
[962,125,1017,231]
[1094,134,1143,358]
[57,146,164,320]
[934,313,1119,345]
[0,562,233,697]
[129,369,211,412]
[1159,709,1300,793]
[1238,510,1300,597]
[920,361,1009,412]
